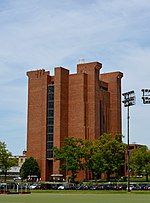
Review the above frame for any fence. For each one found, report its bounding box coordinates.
[0,183,30,194]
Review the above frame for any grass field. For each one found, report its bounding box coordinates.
[0,191,150,203]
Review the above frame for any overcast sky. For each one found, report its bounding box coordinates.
[0,0,150,155]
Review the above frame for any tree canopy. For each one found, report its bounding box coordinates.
[53,133,126,181]
[53,137,83,182]
[96,133,126,180]
[0,141,16,182]
[20,156,40,179]
[83,139,104,180]
[130,146,150,181]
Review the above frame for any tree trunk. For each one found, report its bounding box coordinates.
[146,173,149,182]
[71,171,76,182]
[92,172,94,180]
[107,172,110,181]
[4,172,7,182]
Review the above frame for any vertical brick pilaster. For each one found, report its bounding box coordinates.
[101,72,123,136]
[53,67,69,174]
[77,62,102,140]
[26,69,50,181]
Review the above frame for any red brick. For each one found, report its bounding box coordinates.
[26,62,123,181]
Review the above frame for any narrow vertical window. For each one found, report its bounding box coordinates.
[47,83,54,158]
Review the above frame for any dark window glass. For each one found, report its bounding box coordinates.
[47,150,53,158]
[48,102,54,109]
[47,84,54,159]
[47,133,53,141]
[47,126,53,133]
[48,94,54,100]
[48,110,54,117]
[47,141,53,149]
[47,118,54,125]
[129,146,134,150]
[48,86,54,93]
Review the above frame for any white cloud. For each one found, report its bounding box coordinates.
[0,0,150,153]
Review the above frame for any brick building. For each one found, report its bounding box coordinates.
[26,61,123,181]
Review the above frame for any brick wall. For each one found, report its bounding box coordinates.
[26,62,123,181]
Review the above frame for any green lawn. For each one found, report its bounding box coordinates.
[0,192,150,203]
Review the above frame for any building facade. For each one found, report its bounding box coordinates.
[26,61,123,181]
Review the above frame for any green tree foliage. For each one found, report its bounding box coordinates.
[0,141,16,182]
[82,133,126,181]
[53,137,83,182]
[81,139,104,180]
[130,146,150,181]
[97,133,126,180]
[53,134,126,181]
[20,157,40,179]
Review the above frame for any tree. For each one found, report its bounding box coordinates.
[81,139,104,180]
[130,146,150,181]
[53,137,83,182]
[20,157,40,180]
[97,133,126,181]
[0,141,16,182]
[88,144,104,180]
[81,134,126,181]
[53,135,126,182]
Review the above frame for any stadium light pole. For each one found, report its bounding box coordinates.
[122,90,136,192]
[141,89,150,104]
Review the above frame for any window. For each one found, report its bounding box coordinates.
[47,118,54,125]
[47,141,53,149]
[47,133,53,141]
[47,126,53,133]
[47,150,53,158]
[48,110,54,117]
[47,84,54,158]
[48,102,54,109]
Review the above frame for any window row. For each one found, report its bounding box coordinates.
[47,110,54,117]
[48,102,54,109]
[47,126,53,133]
[47,117,54,125]
[47,141,53,149]
[47,149,53,158]
[47,133,53,141]
[48,94,54,100]
[48,86,54,94]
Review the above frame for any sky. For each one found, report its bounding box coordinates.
[0,0,150,155]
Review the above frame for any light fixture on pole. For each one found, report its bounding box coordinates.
[141,89,150,104]
[122,90,135,192]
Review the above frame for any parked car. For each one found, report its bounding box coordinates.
[113,184,127,190]
[143,184,150,190]
[76,184,89,190]
[103,184,114,190]
[29,183,40,189]
[58,185,65,190]
[138,184,147,190]
[126,184,139,191]
[13,176,22,181]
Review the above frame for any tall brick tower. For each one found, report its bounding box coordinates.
[26,61,123,181]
